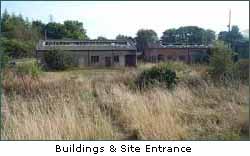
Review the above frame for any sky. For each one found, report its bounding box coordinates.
[1,1,249,39]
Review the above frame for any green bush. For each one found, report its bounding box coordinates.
[0,37,35,58]
[159,61,189,72]
[16,60,42,78]
[136,64,178,89]
[44,50,74,70]
[0,54,10,69]
[208,41,235,80]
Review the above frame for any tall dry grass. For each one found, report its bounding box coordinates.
[1,65,248,140]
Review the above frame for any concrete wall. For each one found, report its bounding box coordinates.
[36,50,136,67]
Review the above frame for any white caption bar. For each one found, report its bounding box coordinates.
[0,141,249,156]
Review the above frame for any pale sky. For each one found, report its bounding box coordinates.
[1,1,249,39]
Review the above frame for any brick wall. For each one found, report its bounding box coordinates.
[144,48,208,63]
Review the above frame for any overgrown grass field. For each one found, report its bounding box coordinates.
[1,62,249,140]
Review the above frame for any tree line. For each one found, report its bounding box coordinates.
[0,10,248,59]
[0,10,89,58]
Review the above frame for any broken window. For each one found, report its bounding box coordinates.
[158,55,164,61]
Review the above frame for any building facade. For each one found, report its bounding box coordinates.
[144,45,210,63]
[36,39,137,67]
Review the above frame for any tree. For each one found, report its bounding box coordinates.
[32,20,46,38]
[203,29,216,45]
[1,10,90,59]
[1,10,38,41]
[45,22,66,39]
[63,20,88,40]
[1,9,11,33]
[43,21,89,40]
[0,38,34,58]
[116,34,136,45]
[1,10,40,58]
[161,28,177,45]
[209,41,235,80]
[161,26,215,45]
[228,26,244,43]
[218,26,245,61]
[135,29,158,53]
[218,25,244,44]
[116,34,133,40]
[96,36,108,40]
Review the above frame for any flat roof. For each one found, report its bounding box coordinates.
[148,44,210,49]
[36,39,137,51]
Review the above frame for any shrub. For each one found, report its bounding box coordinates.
[44,50,74,70]
[208,41,235,80]
[16,60,42,78]
[0,54,10,70]
[136,64,178,89]
[1,38,34,58]
[159,61,189,73]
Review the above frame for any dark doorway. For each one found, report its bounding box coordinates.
[105,56,112,67]
[125,55,136,66]
[158,55,164,62]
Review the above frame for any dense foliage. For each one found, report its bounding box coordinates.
[161,26,216,45]
[136,64,178,89]
[16,60,42,78]
[218,26,244,44]
[135,29,158,52]
[0,10,40,59]
[44,50,74,70]
[0,38,34,58]
[45,21,88,40]
[208,41,236,80]
[0,10,88,59]
[1,10,41,41]
[218,25,249,59]
[116,34,135,42]
[0,53,10,71]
